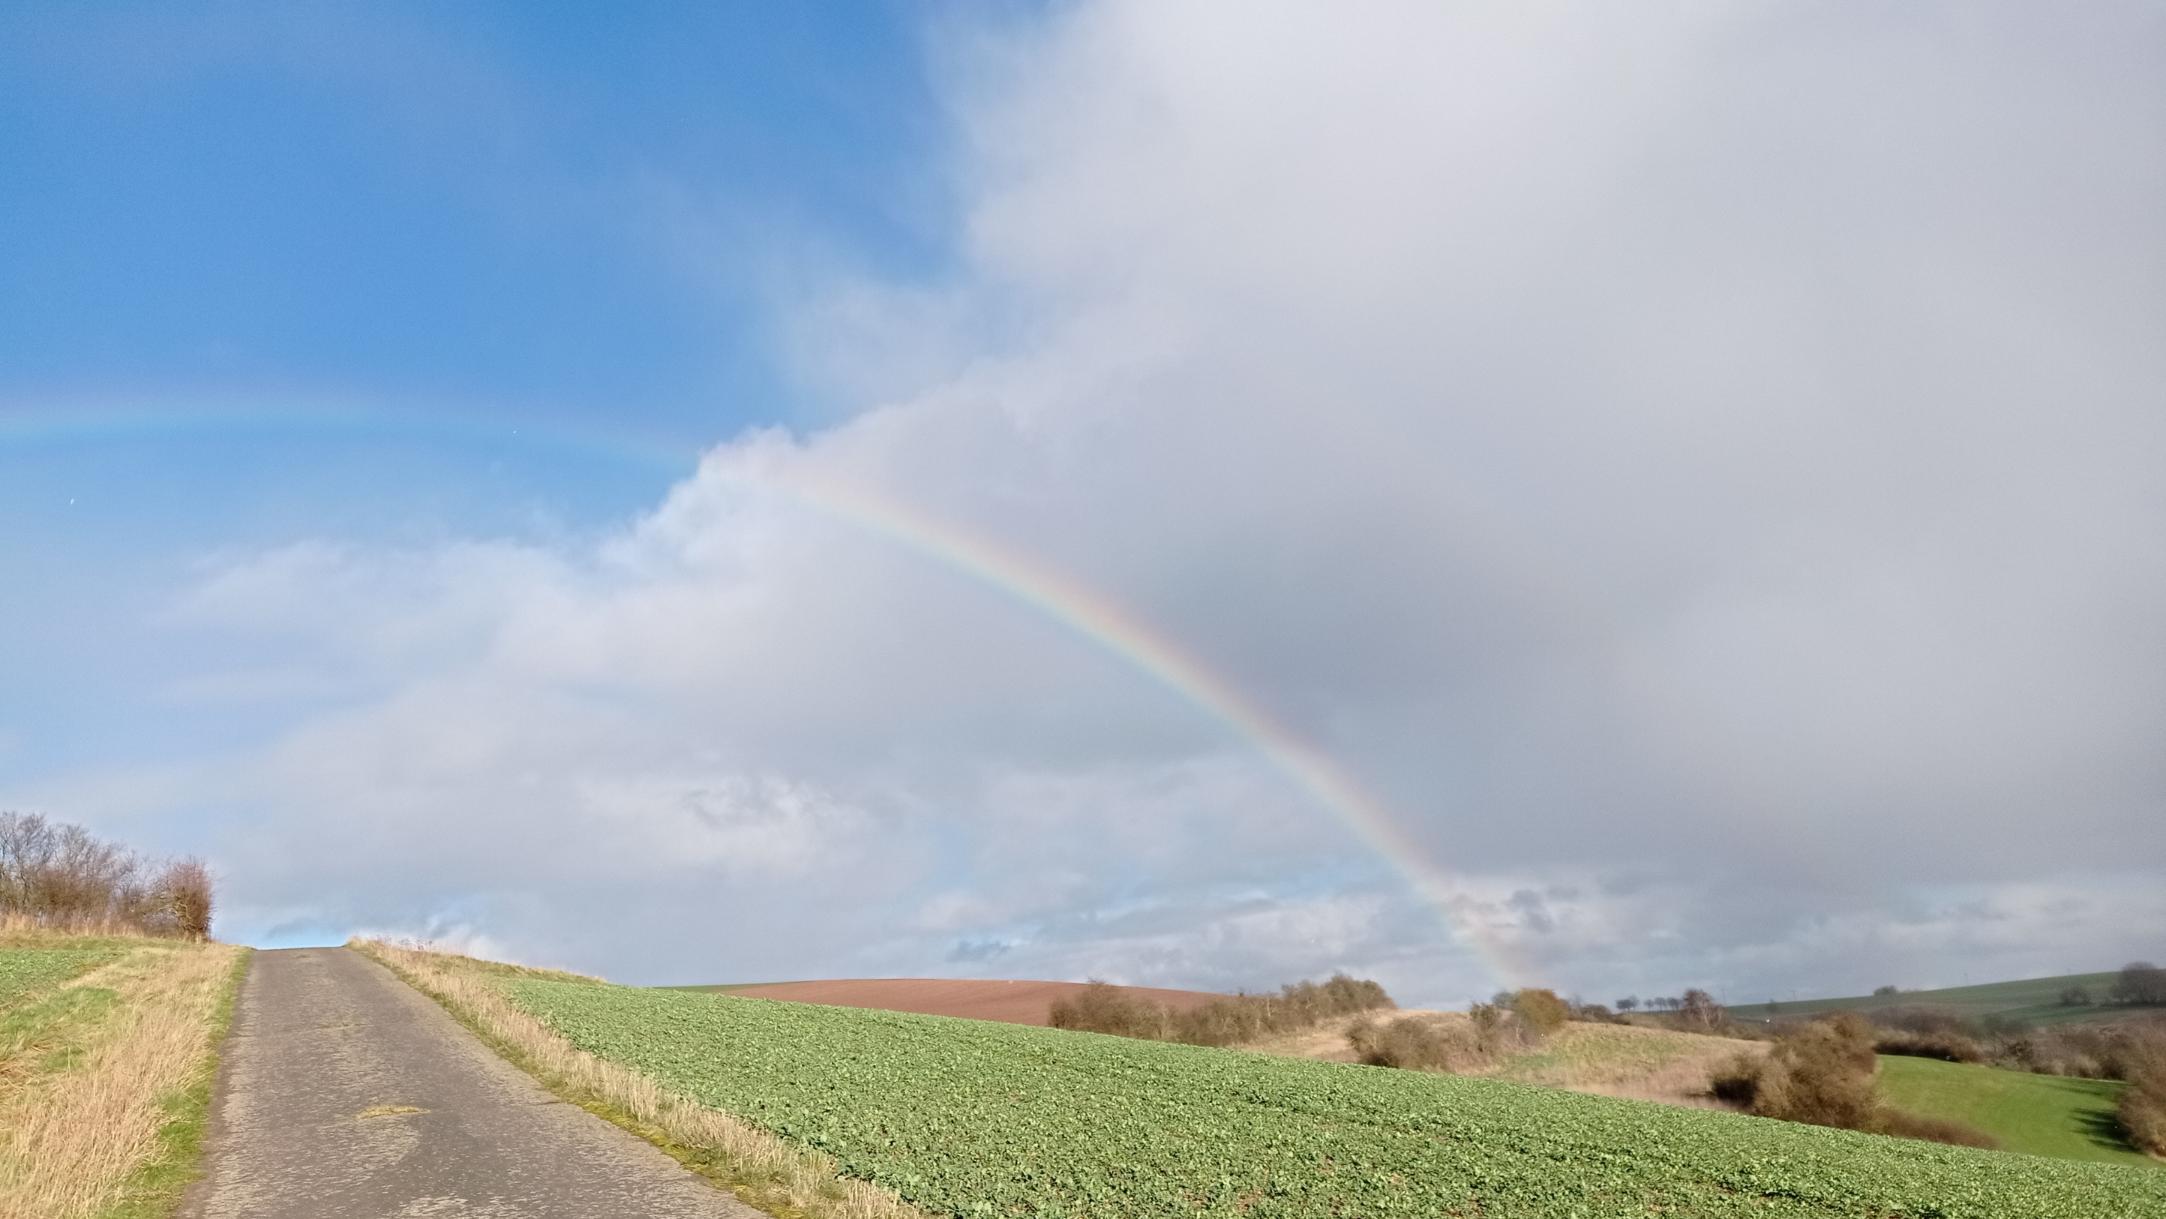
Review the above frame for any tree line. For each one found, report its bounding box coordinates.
[0,811,213,938]
[1613,988,1726,1029]
[1049,974,1394,1046]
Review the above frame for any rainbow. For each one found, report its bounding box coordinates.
[2,399,1532,989]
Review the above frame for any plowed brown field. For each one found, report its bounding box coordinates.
[687,978,1225,1026]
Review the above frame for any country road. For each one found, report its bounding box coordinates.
[181,947,761,1219]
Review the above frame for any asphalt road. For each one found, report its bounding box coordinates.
[180,947,762,1219]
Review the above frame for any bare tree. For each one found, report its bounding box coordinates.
[159,858,214,939]
[2112,962,2166,1006]
[0,810,214,937]
[1679,988,1726,1030]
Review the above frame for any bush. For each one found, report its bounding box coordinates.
[1677,988,1725,1031]
[2112,962,2166,1006]
[1876,1109,1999,1150]
[1173,973,1396,1047]
[1052,973,1394,1047]
[2121,1088,2166,1156]
[1873,985,1901,997]
[1467,1001,1538,1056]
[1510,988,1569,1036]
[1715,1013,2008,1150]
[161,857,215,940]
[1745,1013,1881,1131]
[2117,1027,2166,1155]
[0,811,215,937]
[2059,985,2093,1007]
[1873,1029,1986,1064]
[1351,998,1548,1075]
[1049,982,1172,1039]
[1347,1015,1486,1072]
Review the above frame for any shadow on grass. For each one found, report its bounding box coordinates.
[2077,1106,2141,1157]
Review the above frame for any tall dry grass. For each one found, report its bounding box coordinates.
[0,941,244,1218]
[351,939,937,1219]
[0,913,159,945]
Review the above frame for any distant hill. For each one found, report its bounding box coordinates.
[669,977,1226,1026]
[1727,971,2139,1027]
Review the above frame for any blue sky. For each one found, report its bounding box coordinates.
[1,0,942,779]
[2,3,945,413]
[2,2,2160,1001]
[1,3,953,542]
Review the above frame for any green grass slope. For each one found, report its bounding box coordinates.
[500,977,2164,1219]
[1879,1055,2147,1167]
[0,944,119,1008]
[1728,971,2136,1026]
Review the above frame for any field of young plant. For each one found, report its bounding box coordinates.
[505,978,2165,1219]
[0,946,115,1007]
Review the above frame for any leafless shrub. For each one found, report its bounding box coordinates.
[1175,974,1394,1046]
[2117,1026,2166,1155]
[1677,988,1725,1031]
[0,812,214,938]
[2112,962,2166,1007]
[1876,1109,1999,1150]
[1873,1028,1985,1063]
[1051,973,1394,1047]
[1510,988,1569,1036]
[1855,1006,2163,1081]
[1047,981,1172,1039]
[1467,1001,1537,1055]
[160,858,214,940]
[1347,1015,1486,1072]
[1713,1012,2002,1149]
[1741,1012,1881,1131]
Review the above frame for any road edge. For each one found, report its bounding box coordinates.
[351,939,937,1219]
[97,943,252,1219]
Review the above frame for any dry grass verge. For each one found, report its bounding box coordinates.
[352,939,936,1219]
[0,940,245,1218]
[1258,1007,1764,1109]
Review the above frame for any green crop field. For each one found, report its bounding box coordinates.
[1879,1055,2146,1167]
[0,946,115,1008]
[500,977,2164,1219]
[1728,971,2140,1027]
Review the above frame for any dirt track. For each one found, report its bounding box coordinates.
[181,947,758,1219]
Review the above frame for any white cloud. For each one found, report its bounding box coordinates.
[23,1,2163,998]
